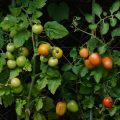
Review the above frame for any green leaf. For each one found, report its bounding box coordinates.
[14,30,31,48]
[110,1,120,14]
[115,11,120,20]
[100,22,109,35]
[79,85,92,94]
[109,77,117,87]
[112,50,120,66]
[98,44,107,55]
[72,65,81,75]
[33,112,43,120]
[112,28,120,37]
[33,0,46,9]
[89,24,97,30]
[110,18,117,27]
[32,10,43,20]
[93,71,102,83]
[0,53,6,72]
[16,99,26,116]
[63,71,77,81]
[47,2,69,22]
[23,59,32,72]
[94,84,101,92]
[0,30,4,49]
[109,87,120,97]
[93,3,102,17]
[35,98,43,111]
[108,106,118,116]
[80,67,88,77]
[9,68,22,79]
[36,77,48,90]
[61,64,72,71]
[48,78,61,94]
[9,7,21,16]
[70,47,77,59]
[85,14,93,23]
[44,21,69,40]
[0,87,5,96]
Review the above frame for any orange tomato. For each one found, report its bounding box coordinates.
[38,43,50,56]
[56,101,67,116]
[102,57,113,70]
[89,52,101,66]
[79,48,89,58]
[84,59,95,69]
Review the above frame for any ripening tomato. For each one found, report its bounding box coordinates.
[38,43,50,56]
[79,48,89,58]
[10,78,21,87]
[52,47,63,59]
[103,97,113,108]
[102,57,113,70]
[89,53,101,66]
[84,59,95,69]
[32,24,43,34]
[56,101,67,116]
[20,47,29,57]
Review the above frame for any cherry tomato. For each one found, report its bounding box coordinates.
[20,47,29,57]
[89,52,101,66]
[16,56,26,67]
[67,100,79,112]
[10,78,21,87]
[7,60,16,69]
[6,51,14,60]
[103,97,113,108]
[84,59,95,69]
[79,48,89,58]
[56,101,67,116]
[12,85,23,94]
[32,24,43,34]
[102,57,113,70]
[48,57,58,67]
[6,43,15,52]
[52,47,63,59]
[38,43,50,56]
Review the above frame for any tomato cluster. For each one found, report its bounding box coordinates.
[38,43,63,67]
[79,48,113,70]
[56,100,79,116]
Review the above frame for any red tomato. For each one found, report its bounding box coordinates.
[79,48,89,58]
[103,97,113,108]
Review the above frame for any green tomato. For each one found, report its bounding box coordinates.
[6,51,14,60]
[52,47,63,59]
[40,55,48,62]
[20,47,29,57]
[10,78,21,87]
[32,24,43,34]
[16,56,26,67]
[7,60,16,69]
[12,85,23,94]
[48,57,58,67]
[6,43,15,52]
[67,100,79,112]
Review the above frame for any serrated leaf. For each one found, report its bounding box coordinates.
[47,2,69,22]
[115,11,120,20]
[61,64,72,71]
[80,67,88,77]
[93,3,102,17]
[0,53,6,72]
[109,107,117,116]
[35,98,43,111]
[110,18,117,27]
[9,7,21,16]
[85,14,93,23]
[14,31,31,48]
[44,21,69,40]
[32,10,43,20]
[98,44,107,55]
[16,99,26,116]
[112,50,120,66]
[70,47,77,59]
[23,59,32,72]
[112,28,120,37]
[94,71,102,83]
[100,22,109,35]
[48,78,61,94]
[33,0,46,9]
[36,77,48,90]
[9,68,22,79]
[33,112,43,120]
[110,1,120,14]
[89,24,97,30]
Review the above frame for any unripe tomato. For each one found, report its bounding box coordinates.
[16,56,26,67]
[52,47,63,59]
[32,24,43,34]
[7,60,16,69]
[103,97,113,108]
[48,57,58,67]
[56,101,67,116]
[20,47,29,57]
[102,57,113,70]
[10,78,21,87]
[89,53,101,66]
[12,85,23,94]
[6,43,15,52]
[79,48,89,58]
[84,59,95,69]
[67,100,79,112]
[6,51,14,60]
[40,55,48,62]
[38,43,50,56]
